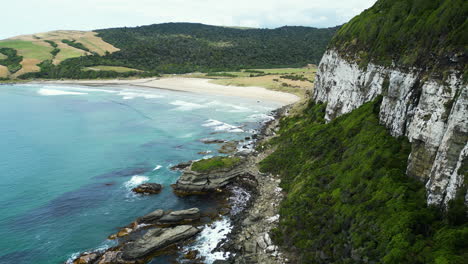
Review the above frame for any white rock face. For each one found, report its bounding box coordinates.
[313,50,468,206]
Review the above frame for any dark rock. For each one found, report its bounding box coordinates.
[218,141,238,154]
[184,250,199,260]
[132,183,162,194]
[139,209,164,223]
[159,208,200,223]
[170,161,192,171]
[200,138,227,144]
[121,225,201,260]
[172,158,246,194]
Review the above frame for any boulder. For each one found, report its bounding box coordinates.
[132,183,162,194]
[122,225,201,260]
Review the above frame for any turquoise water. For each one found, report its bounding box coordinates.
[0,84,279,264]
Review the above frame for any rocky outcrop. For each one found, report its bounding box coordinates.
[170,161,192,171]
[313,49,468,206]
[172,159,248,194]
[122,225,201,260]
[132,183,162,194]
[71,208,202,264]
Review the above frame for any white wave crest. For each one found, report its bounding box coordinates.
[118,91,163,100]
[246,113,275,123]
[170,100,206,111]
[123,175,149,190]
[152,165,162,171]
[38,88,87,96]
[202,119,244,133]
[184,217,232,263]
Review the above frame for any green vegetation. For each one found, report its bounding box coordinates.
[83,65,141,73]
[18,59,158,79]
[45,40,60,57]
[260,98,468,263]
[332,0,467,73]
[45,23,336,76]
[0,40,52,61]
[61,39,90,52]
[280,74,310,82]
[205,72,238,77]
[191,156,241,172]
[0,48,23,73]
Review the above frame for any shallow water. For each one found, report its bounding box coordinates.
[0,84,279,264]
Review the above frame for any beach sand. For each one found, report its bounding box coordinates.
[37,77,300,105]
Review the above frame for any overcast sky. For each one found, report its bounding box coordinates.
[1,0,377,39]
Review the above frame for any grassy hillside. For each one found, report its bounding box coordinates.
[15,23,337,80]
[331,0,467,74]
[0,30,119,78]
[260,99,468,263]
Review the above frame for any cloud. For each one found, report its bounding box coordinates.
[0,0,377,39]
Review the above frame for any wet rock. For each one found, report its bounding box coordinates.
[172,159,247,194]
[97,251,123,264]
[159,208,200,223]
[132,183,162,194]
[139,209,164,223]
[200,139,227,144]
[218,141,238,154]
[122,225,201,260]
[170,161,192,171]
[73,253,99,264]
[183,250,199,260]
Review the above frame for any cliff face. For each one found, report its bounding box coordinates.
[313,49,467,206]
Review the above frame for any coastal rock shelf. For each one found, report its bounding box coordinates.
[71,208,202,264]
[171,156,249,195]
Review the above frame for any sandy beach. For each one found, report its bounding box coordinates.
[37,77,300,105]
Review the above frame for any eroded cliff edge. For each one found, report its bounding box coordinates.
[313,49,467,206]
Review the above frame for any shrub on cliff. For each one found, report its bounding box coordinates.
[260,98,468,263]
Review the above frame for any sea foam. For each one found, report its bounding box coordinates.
[118,91,163,100]
[170,100,206,111]
[184,217,232,263]
[38,88,87,96]
[202,119,244,133]
[123,175,149,190]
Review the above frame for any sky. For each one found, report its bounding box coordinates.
[1,0,377,39]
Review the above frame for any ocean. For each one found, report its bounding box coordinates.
[0,83,279,264]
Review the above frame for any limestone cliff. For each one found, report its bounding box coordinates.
[313,50,467,206]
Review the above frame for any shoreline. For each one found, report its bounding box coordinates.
[67,102,292,264]
[31,77,300,106]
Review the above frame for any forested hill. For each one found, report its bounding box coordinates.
[331,0,467,72]
[12,23,337,79]
[94,23,337,72]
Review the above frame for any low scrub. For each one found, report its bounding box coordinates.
[191,156,241,172]
[260,98,468,263]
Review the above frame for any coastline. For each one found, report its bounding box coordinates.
[65,91,295,263]
[32,77,300,106]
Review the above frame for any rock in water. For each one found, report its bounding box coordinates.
[132,183,162,194]
[172,159,247,194]
[170,161,192,171]
[139,209,165,223]
[122,225,201,260]
[159,208,200,223]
